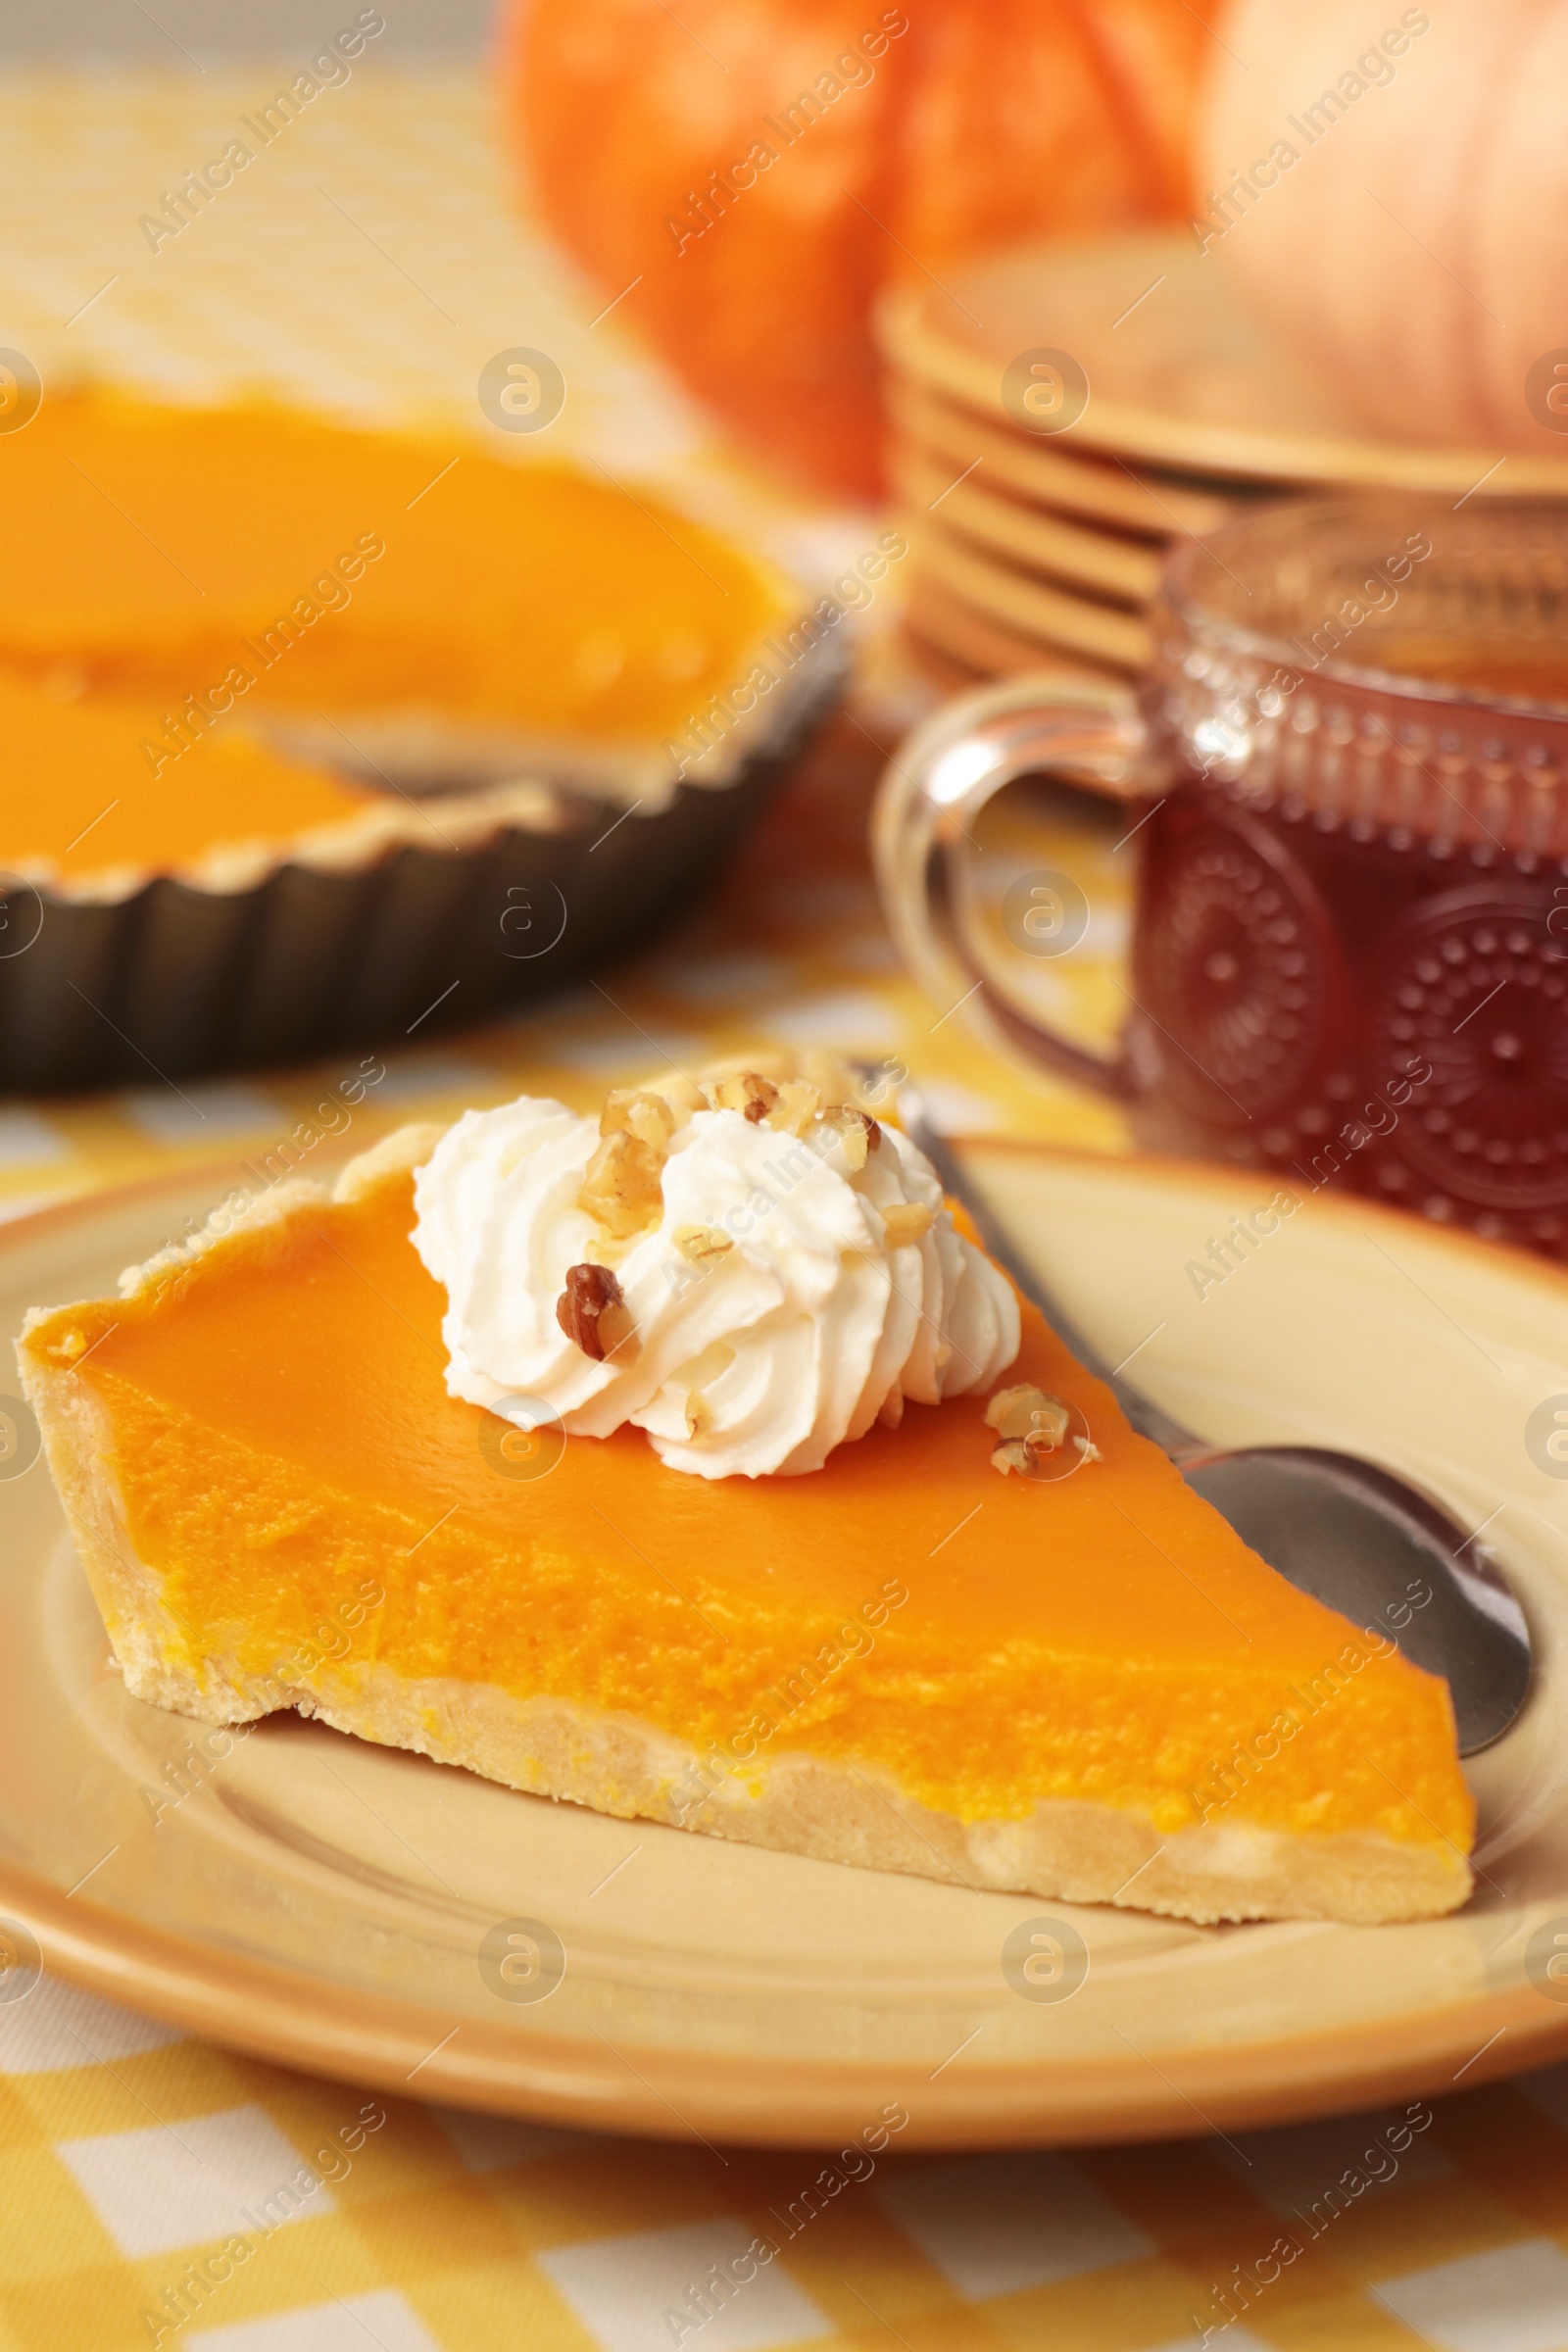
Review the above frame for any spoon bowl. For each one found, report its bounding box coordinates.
[1181,1446,1530,1755]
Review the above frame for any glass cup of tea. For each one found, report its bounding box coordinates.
[875,497,1568,1259]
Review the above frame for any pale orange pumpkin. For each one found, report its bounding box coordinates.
[1200,0,1568,455]
[507,0,1221,500]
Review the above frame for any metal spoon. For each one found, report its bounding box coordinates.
[896,1085,1532,1756]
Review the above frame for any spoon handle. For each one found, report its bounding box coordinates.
[898,1083,1205,1462]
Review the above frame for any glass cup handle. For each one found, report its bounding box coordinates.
[872,673,1153,1102]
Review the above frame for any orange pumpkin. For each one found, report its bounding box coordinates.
[506,0,1220,500]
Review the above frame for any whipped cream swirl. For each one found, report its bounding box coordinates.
[411,1086,1019,1479]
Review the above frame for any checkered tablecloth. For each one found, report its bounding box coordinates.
[14,1955,1568,2352]
[4,58,1568,2352]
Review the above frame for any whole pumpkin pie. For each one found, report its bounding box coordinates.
[17,1061,1474,1926]
[0,400,841,1086]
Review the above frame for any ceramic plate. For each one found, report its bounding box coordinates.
[892,451,1162,607]
[902,578,1114,693]
[885,377,1248,539]
[2,1146,1566,2149]
[905,521,1151,673]
[879,230,1568,495]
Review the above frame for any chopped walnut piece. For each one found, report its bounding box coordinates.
[765,1078,822,1137]
[579,1129,663,1239]
[705,1069,780,1123]
[881,1200,933,1249]
[985,1383,1081,1478]
[684,1390,713,1440]
[672,1223,733,1263]
[557,1262,638,1361]
[818,1104,881,1172]
[673,1052,870,1119]
[985,1383,1071,1449]
[601,1088,675,1153]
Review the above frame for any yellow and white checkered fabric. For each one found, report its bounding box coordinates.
[2,61,1563,2352]
[10,1964,1568,2351]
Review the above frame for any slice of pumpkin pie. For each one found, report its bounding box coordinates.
[17,1061,1474,1926]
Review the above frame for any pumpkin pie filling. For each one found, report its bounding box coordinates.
[0,669,572,907]
[0,673,374,888]
[18,1119,1475,1925]
[0,393,814,799]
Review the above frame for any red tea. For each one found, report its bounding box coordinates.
[878,500,1568,1259]
[1130,775,1568,1252]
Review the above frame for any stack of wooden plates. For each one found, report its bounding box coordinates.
[878,230,1568,684]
